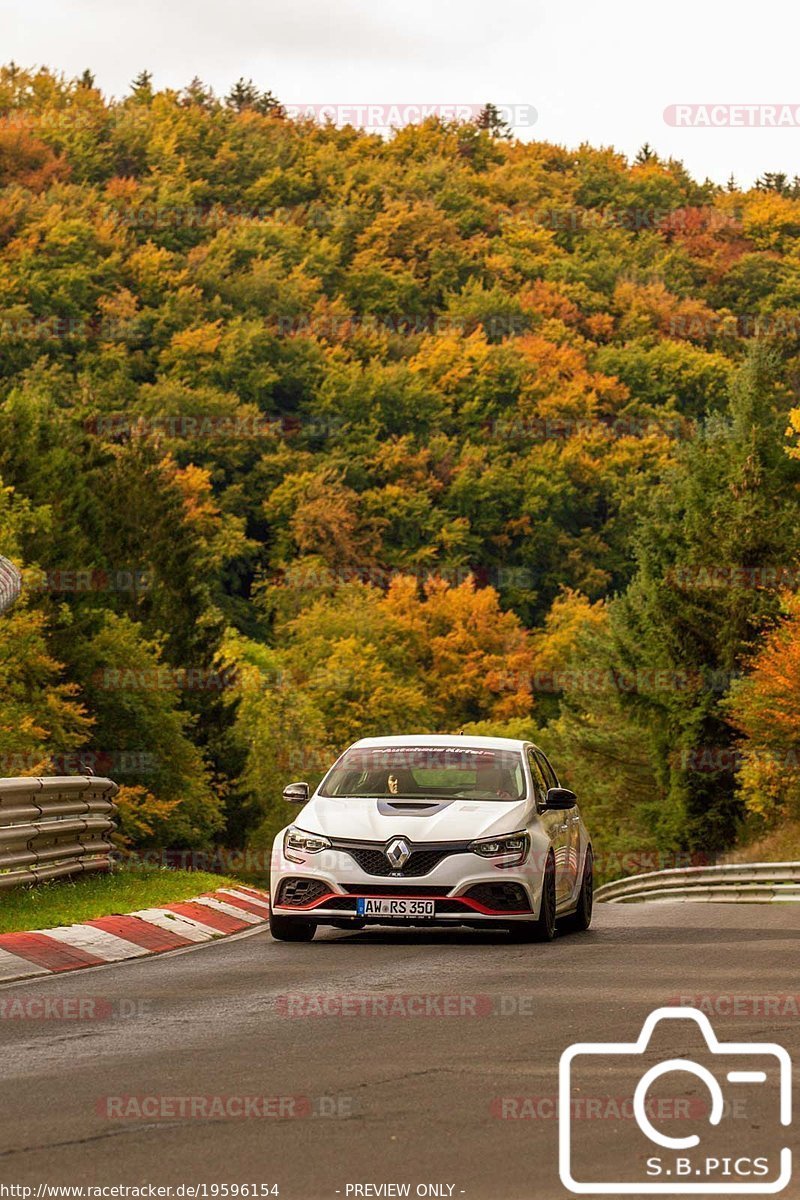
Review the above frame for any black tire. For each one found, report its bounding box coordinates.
[269,912,316,942]
[510,852,557,942]
[561,847,593,934]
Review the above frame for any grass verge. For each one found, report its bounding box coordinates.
[0,867,242,935]
[724,820,800,865]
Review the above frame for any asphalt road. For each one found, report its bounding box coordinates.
[0,904,798,1200]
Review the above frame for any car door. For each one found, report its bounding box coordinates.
[536,748,580,901]
[527,748,570,905]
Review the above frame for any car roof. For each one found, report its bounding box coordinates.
[350,734,529,753]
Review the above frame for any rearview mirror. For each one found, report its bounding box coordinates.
[545,786,576,810]
[282,781,310,804]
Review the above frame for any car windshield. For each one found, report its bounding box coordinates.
[320,745,527,801]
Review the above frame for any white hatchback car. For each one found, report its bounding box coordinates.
[270,735,593,942]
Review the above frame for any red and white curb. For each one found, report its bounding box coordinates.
[0,886,270,983]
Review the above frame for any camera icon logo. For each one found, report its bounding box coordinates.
[559,1007,792,1194]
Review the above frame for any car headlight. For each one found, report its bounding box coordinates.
[284,826,332,862]
[469,831,530,866]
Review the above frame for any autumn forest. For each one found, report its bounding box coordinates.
[2,66,800,874]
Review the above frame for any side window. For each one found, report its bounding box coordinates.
[526,749,548,806]
[535,750,559,791]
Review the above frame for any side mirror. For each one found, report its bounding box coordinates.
[545,786,576,810]
[283,781,310,804]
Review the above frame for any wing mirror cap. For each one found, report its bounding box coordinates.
[545,786,576,810]
[283,781,310,804]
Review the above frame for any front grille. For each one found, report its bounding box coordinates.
[341,884,453,897]
[277,878,330,907]
[320,897,358,912]
[463,882,531,912]
[346,847,452,876]
[331,839,471,877]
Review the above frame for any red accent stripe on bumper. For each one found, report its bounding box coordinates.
[278,892,530,917]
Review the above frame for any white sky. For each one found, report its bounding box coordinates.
[3,0,800,186]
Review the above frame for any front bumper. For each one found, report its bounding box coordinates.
[270,844,541,925]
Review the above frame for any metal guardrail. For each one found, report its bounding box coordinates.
[595,861,800,904]
[0,776,118,889]
[0,555,21,614]
[0,562,119,889]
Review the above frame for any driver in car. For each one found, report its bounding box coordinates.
[386,767,416,795]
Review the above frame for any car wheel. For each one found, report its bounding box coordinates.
[510,852,556,942]
[269,913,316,942]
[561,848,593,934]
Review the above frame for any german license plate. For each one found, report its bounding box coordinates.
[356,898,435,918]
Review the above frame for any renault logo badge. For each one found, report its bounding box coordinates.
[386,837,411,869]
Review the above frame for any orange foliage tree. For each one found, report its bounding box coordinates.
[726,592,800,825]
